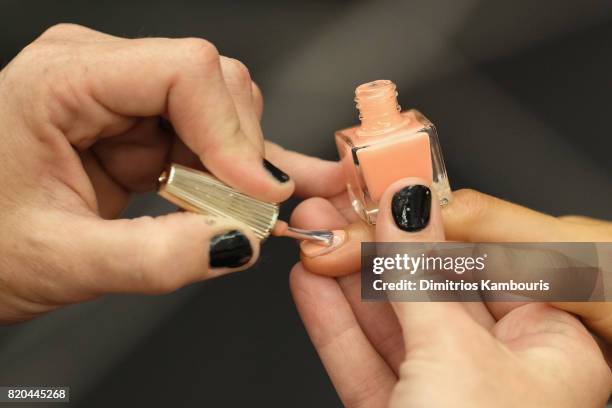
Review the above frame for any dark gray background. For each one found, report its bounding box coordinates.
[0,0,611,407]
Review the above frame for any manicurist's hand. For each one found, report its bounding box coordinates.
[0,24,345,323]
[291,179,612,407]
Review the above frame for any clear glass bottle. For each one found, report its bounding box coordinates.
[335,80,451,224]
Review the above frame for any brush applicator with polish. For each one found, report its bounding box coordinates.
[157,164,344,248]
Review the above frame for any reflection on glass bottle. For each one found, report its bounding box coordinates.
[335,80,451,224]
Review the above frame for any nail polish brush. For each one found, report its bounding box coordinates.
[157,163,339,247]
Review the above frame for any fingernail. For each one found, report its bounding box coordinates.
[300,230,346,257]
[263,159,290,183]
[391,185,431,232]
[209,230,253,268]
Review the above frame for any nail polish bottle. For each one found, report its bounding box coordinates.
[335,80,451,224]
[158,164,340,246]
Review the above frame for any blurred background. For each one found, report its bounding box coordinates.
[0,0,611,406]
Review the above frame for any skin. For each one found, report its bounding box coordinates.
[291,178,612,407]
[1,22,608,407]
[0,24,345,324]
[295,179,612,344]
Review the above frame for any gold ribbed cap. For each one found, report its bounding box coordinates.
[158,164,279,240]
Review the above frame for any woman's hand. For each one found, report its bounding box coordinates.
[291,178,611,407]
[294,184,612,343]
[0,24,345,323]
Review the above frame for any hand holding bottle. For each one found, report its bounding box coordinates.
[295,177,612,345]
[291,178,611,407]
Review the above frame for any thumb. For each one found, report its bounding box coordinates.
[70,212,259,295]
[375,178,444,242]
[375,178,481,350]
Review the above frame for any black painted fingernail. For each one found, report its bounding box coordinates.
[263,159,290,183]
[209,230,253,268]
[391,185,432,232]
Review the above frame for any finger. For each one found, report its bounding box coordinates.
[79,150,128,218]
[445,189,612,332]
[558,216,612,240]
[163,72,267,174]
[37,23,121,42]
[290,263,396,407]
[494,303,607,360]
[66,212,259,295]
[291,197,348,230]
[559,215,611,227]
[264,141,346,198]
[220,57,264,155]
[549,302,612,344]
[376,178,444,241]
[328,191,362,224]
[93,117,171,193]
[294,189,495,330]
[251,81,264,120]
[493,303,612,405]
[292,197,373,276]
[443,189,586,241]
[376,178,483,350]
[169,137,205,170]
[43,32,293,202]
[338,273,406,374]
[292,198,405,372]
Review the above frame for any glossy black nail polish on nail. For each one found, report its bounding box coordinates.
[391,185,432,232]
[209,230,253,268]
[263,159,290,183]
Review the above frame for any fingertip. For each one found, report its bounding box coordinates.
[207,226,261,277]
[262,158,296,201]
[263,141,346,198]
[144,212,262,278]
[203,151,295,203]
[377,177,434,223]
[300,222,372,277]
[94,212,263,294]
[376,177,444,242]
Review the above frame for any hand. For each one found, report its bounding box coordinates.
[0,24,345,323]
[294,183,612,343]
[290,178,611,407]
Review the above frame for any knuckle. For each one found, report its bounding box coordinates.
[38,23,86,41]
[180,38,220,69]
[6,24,86,83]
[197,116,242,156]
[221,118,244,145]
[12,40,54,68]
[0,45,71,133]
[222,58,252,88]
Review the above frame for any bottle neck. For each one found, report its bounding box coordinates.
[355,80,405,136]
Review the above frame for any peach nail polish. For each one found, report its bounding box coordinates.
[335,80,451,224]
[300,230,347,257]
